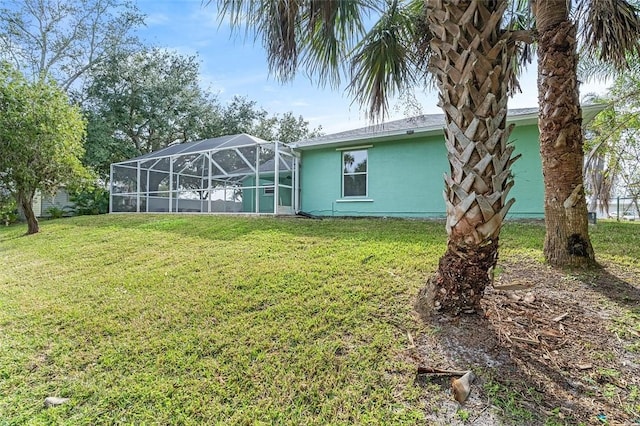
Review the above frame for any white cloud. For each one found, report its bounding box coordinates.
[188,5,221,29]
[144,12,170,26]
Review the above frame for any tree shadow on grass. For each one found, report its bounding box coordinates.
[415,314,564,425]
[65,213,450,245]
[578,267,640,310]
[414,263,640,425]
[0,232,27,243]
[60,215,556,251]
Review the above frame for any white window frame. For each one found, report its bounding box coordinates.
[341,149,368,198]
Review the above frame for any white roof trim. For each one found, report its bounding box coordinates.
[291,104,605,150]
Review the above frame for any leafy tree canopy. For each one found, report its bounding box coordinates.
[0,62,89,233]
[219,97,323,143]
[83,48,322,179]
[84,47,219,157]
[584,76,640,215]
[1,0,322,178]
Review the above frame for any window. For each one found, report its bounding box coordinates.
[342,150,368,197]
[263,186,274,195]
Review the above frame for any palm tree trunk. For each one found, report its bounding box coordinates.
[417,0,518,315]
[536,2,596,267]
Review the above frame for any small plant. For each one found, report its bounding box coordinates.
[543,407,565,426]
[456,408,470,422]
[602,383,618,400]
[629,385,639,402]
[3,211,19,226]
[1,206,19,226]
[624,385,640,417]
[484,380,536,424]
[45,205,72,219]
[597,368,621,380]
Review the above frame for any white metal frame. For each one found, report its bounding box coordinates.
[109,136,296,215]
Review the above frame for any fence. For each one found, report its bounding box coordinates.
[591,197,639,220]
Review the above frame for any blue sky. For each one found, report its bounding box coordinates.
[135,0,608,134]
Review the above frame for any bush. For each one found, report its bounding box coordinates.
[69,187,109,215]
[46,205,73,219]
[0,197,19,226]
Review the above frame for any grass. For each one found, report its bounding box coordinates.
[0,215,638,424]
[589,220,640,267]
[483,379,538,424]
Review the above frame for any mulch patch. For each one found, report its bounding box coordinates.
[412,260,640,425]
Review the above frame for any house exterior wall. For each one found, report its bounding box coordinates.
[506,124,544,218]
[299,134,447,217]
[32,192,42,217]
[34,188,73,217]
[298,123,544,218]
[242,174,293,213]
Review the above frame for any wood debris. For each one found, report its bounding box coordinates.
[552,313,569,322]
[452,371,475,403]
[417,366,469,376]
[540,328,564,338]
[407,331,415,348]
[511,335,540,345]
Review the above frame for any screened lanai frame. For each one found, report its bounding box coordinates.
[110,134,299,215]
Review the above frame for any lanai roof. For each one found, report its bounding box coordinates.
[117,133,271,164]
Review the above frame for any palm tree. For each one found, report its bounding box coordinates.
[417,0,522,315]
[213,0,527,315]
[531,0,640,266]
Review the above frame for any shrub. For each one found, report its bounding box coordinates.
[0,196,19,226]
[45,205,73,219]
[69,187,109,215]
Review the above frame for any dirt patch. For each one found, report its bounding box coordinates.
[411,261,640,425]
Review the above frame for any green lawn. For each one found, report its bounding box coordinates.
[0,215,638,424]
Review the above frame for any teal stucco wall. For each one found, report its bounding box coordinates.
[242,174,293,213]
[298,122,544,218]
[507,124,544,218]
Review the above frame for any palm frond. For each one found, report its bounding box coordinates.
[215,0,301,81]
[578,0,640,71]
[347,0,427,120]
[299,0,376,88]
[403,0,432,78]
[504,0,535,32]
[268,0,299,80]
[577,53,618,83]
[215,0,376,86]
[502,0,536,94]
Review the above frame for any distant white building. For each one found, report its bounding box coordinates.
[32,188,73,217]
